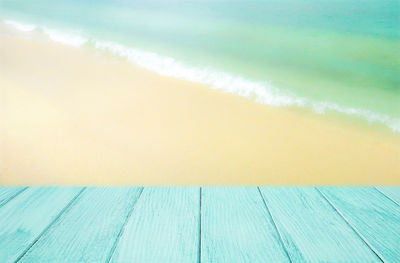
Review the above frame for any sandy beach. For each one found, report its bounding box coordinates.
[1,29,399,185]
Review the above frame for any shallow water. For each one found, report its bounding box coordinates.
[1,0,399,131]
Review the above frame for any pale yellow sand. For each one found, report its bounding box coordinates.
[1,33,399,185]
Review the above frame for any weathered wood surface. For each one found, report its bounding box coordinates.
[201,187,290,263]
[318,187,400,262]
[0,187,83,263]
[20,187,143,263]
[0,187,399,263]
[259,187,380,262]
[0,187,26,207]
[110,187,200,263]
[376,187,400,206]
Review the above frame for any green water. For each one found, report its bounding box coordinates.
[1,0,399,129]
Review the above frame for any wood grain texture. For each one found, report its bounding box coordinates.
[201,187,290,263]
[0,187,26,207]
[0,186,399,263]
[318,187,400,262]
[19,187,143,263]
[259,187,380,262]
[376,187,400,206]
[0,187,83,263]
[110,187,200,263]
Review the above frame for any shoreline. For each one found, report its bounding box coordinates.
[1,32,400,185]
[2,18,399,133]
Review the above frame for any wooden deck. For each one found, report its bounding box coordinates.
[0,187,399,262]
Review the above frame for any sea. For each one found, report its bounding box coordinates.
[1,0,399,132]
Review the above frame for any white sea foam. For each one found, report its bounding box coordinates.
[42,28,88,47]
[3,19,400,133]
[4,19,87,47]
[4,20,36,32]
[94,41,307,107]
[93,41,400,133]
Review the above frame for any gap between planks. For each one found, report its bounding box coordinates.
[315,188,384,263]
[0,187,29,209]
[106,187,145,263]
[374,187,400,207]
[257,187,293,263]
[15,188,87,262]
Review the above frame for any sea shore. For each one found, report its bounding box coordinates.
[1,27,399,185]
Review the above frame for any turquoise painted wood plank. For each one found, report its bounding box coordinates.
[259,187,380,262]
[19,187,143,263]
[0,187,27,207]
[0,187,83,263]
[376,187,400,206]
[318,187,400,262]
[201,187,290,263]
[110,187,199,263]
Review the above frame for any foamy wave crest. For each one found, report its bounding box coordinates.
[94,41,306,108]
[3,19,400,133]
[310,101,400,132]
[94,41,400,132]
[4,19,87,47]
[42,28,87,47]
[4,20,36,32]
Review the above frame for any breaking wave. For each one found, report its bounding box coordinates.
[4,19,400,133]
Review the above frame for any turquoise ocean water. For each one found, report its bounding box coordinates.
[1,0,399,132]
